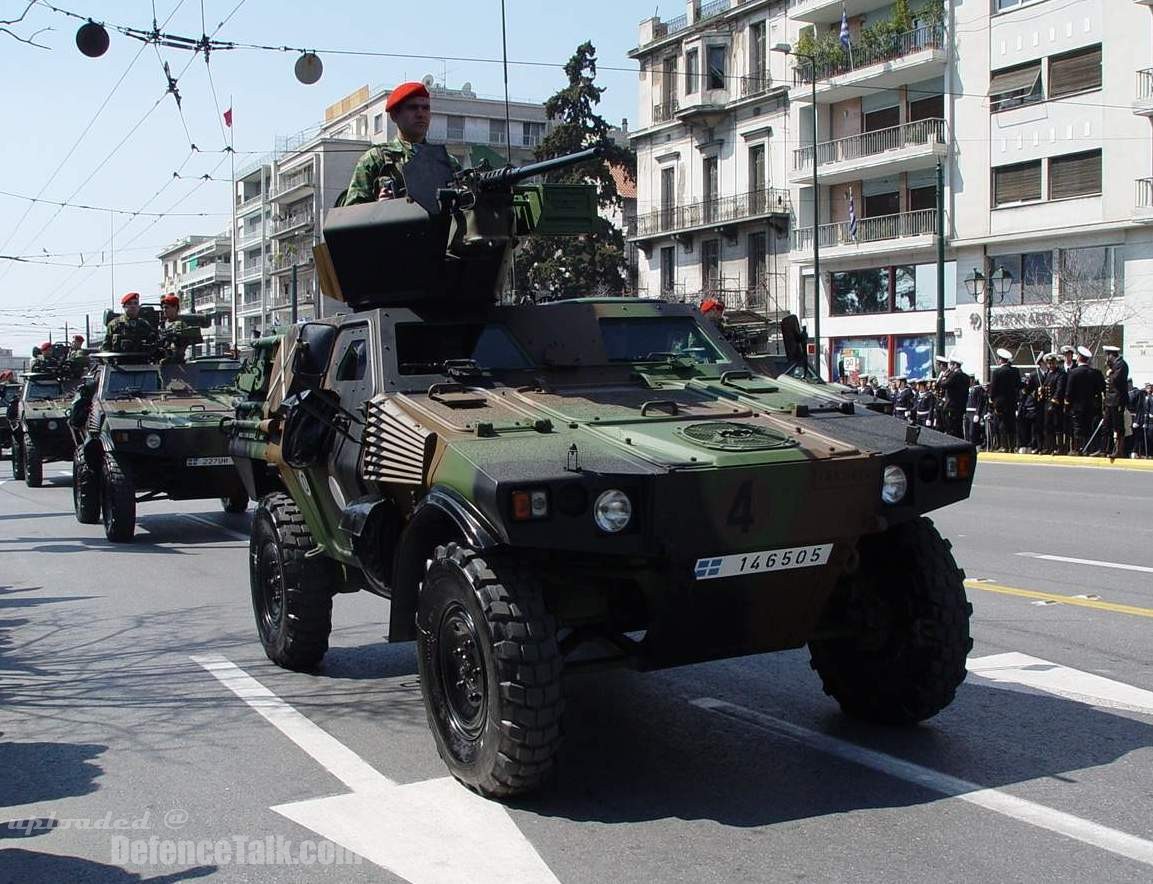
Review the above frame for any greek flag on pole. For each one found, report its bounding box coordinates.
[840,7,851,50]
[848,188,859,241]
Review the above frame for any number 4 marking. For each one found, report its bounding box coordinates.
[727,480,754,534]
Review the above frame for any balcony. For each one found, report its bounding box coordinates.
[239,258,264,282]
[791,208,938,261]
[793,25,947,104]
[237,299,263,316]
[632,188,791,240]
[1135,178,1153,222]
[1135,69,1153,116]
[791,119,947,185]
[237,226,263,247]
[192,294,231,313]
[652,99,679,126]
[789,0,884,24]
[270,212,315,238]
[739,73,772,99]
[236,193,264,216]
[178,263,231,289]
[268,252,314,275]
[270,172,314,201]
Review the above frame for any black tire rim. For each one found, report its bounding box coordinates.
[255,539,285,642]
[436,600,488,742]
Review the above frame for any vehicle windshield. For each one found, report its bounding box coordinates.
[166,364,239,393]
[396,323,533,374]
[599,317,725,364]
[25,381,65,400]
[103,364,239,397]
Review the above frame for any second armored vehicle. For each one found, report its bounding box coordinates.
[11,370,80,487]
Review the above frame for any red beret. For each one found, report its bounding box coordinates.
[73,334,85,343]
[40,341,52,351]
[700,297,725,314]
[386,81,430,113]
[121,291,140,305]
[161,293,180,306]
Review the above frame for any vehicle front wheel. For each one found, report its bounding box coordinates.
[249,493,334,671]
[809,516,972,725]
[23,433,42,487]
[11,438,25,480]
[100,453,136,542]
[73,447,100,524]
[417,544,563,798]
[221,491,248,514]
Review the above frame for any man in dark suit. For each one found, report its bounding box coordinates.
[1065,346,1105,455]
[1039,353,1067,454]
[989,348,1021,452]
[1102,345,1129,461]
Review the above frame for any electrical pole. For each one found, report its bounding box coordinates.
[936,159,946,358]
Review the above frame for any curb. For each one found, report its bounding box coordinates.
[977,451,1153,472]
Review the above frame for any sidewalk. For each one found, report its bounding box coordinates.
[977,451,1153,471]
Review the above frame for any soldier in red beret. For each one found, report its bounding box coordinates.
[105,291,158,354]
[341,80,460,206]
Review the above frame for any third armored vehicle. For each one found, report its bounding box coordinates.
[227,147,977,798]
[11,363,80,487]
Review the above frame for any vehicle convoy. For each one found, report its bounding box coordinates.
[73,355,248,541]
[227,146,977,798]
[11,350,83,487]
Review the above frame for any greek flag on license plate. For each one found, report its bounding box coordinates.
[693,543,833,581]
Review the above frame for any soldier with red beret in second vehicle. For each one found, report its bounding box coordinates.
[340,80,462,206]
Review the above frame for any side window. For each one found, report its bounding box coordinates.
[335,339,367,381]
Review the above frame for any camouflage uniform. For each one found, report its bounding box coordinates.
[29,356,49,372]
[342,138,461,206]
[105,315,158,354]
[158,319,201,362]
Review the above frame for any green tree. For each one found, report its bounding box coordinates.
[512,42,636,301]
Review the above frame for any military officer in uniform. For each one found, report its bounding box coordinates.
[105,292,158,354]
[940,354,970,438]
[1039,353,1067,454]
[157,293,200,362]
[892,376,914,422]
[29,342,53,372]
[1102,345,1129,461]
[964,375,988,447]
[913,379,936,428]
[989,348,1021,452]
[341,81,461,206]
[1064,346,1103,455]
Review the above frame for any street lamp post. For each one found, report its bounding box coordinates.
[964,265,1013,381]
[773,43,821,377]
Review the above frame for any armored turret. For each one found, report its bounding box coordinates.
[317,147,602,310]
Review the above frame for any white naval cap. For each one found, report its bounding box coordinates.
[995,348,1013,360]
[1076,345,1093,359]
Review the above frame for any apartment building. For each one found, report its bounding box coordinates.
[157,235,233,355]
[0,347,27,374]
[629,0,795,317]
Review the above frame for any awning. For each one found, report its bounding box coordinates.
[989,65,1041,98]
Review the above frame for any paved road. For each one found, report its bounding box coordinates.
[1,459,1152,882]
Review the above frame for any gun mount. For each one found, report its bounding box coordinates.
[318,146,602,311]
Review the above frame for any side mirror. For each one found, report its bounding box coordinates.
[291,341,314,375]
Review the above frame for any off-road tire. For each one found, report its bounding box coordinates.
[73,447,100,524]
[221,491,248,514]
[100,453,136,542]
[809,516,972,725]
[23,433,42,488]
[249,493,334,671]
[11,438,24,480]
[417,543,563,798]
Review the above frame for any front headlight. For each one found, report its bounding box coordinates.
[594,489,632,533]
[881,465,908,505]
[145,433,162,450]
[47,420,58,430]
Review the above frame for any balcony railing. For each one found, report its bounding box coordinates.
[269,252,314,273]
[1136,178,1153,210]
[794,118,946,170]
[236,193,263,212]
[740,73,771,98]
[270,172,313,198]
[792,208,937,251]
[237,227,263,246]
[699,0,730,21]
[795,25,945,85]
[271,212,314,235]
[652,99,680,124]
[634,188,791,238]
[1138,69,1153,101]
[239,258,263,281]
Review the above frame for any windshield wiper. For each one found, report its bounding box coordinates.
[110,388,147,398]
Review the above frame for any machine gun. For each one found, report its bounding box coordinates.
[317,146,603,311]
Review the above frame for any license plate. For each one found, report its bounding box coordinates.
[694,543,833,581]
[186,456,231,467]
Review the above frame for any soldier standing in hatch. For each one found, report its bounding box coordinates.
[989,348,1021,452]
[105,292,158,354]
[158,294,197,362]
[1102,345,1129,461]
[341,81,462,206]
[29,342,53,372]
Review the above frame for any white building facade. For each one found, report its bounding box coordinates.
[158,234,233,355]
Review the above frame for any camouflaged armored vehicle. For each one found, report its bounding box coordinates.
[74,355,248,541]
[227,146,976,798]
[11,361,81,487]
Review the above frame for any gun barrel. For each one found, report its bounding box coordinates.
[477,146,602,189]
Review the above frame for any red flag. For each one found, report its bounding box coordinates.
[223,107,233,128]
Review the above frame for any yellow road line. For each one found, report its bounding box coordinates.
[978,452,1153,471]
[965,579,1153,620]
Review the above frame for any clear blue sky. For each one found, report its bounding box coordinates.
[0,0,651,352]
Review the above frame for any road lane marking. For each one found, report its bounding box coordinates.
[181,513,250,543]
[969,652,1153,716]
[1017,552,1153,575]
[192,654,559,884]
[965,579,1153,620]
[693,697,1153,868]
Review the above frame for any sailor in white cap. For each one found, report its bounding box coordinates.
[989,348,1022,451]
[892,375,914,421]
[939,352,970,437]
[1061,344,1076,374]
[1102,345,1129,460]
[964,371,988,447]
[1065,346,1104,454]
[1039,351,1067,454]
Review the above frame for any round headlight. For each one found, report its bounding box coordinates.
[47,420,58,430]
[145,433,162,450]
[882,465,908,505]
[594,489,632,533]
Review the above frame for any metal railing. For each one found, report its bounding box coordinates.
[237,227,263,246]
[792,208,937,251]
[1136,178,1153,210]
[1138,69,1153,102]
[740,74,771,97]
[271,212,314,235]
[794,118,946,170]
[634,188,791,237]
[269,252,314,273]
[178,263,230,288]
[652,99,680,124]
[236,193,263,212]
[239,258,263,281]
[699,0,730,21]
[270,172,313,198]
[795,25,945,85]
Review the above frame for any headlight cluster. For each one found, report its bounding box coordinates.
[509,486,634,533]
[145,433,162,450]
[47,420,59,431]
[594,489,632,533]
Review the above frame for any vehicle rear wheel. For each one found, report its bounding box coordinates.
[100,453,136,542]
[73,447,100,524]
[249,493,334,671]
[417,543,563,798]
[809,516,972,725]
[23,433,42,487]
[11,437,24,480]
[221,491,248,514]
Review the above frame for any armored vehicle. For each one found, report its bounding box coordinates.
[74,356,248,541]
[11,369,81,487]
[228,147,976,798]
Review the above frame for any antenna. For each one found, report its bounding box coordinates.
[500,0,512,165]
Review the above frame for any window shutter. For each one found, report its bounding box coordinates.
[994,161,1042,205]
[1049,46,1102,98]
[1049,151,1102,200]
[989,63,1042,109]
